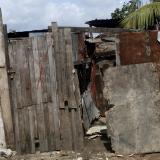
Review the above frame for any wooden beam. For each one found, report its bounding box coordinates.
[0,8,14,149]
[48,26,140,33]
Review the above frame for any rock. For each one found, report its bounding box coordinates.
[104,63,160,154]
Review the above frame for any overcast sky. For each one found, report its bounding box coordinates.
[0,0,149,31]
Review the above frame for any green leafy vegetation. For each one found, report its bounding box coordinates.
[111,0,141,20]
[121,2,160,29]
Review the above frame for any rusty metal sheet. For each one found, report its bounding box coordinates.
[149,31,160,62]
[119,32,152,65]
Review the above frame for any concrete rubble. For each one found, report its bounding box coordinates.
[104,63,160,154]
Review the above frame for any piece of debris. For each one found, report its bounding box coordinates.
[86,125,107,135]
[82,90,100,130]
[87,134,102,140]
[105,63,160,154]
[0,148,14,158]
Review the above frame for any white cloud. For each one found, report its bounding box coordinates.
[0,0,130,31]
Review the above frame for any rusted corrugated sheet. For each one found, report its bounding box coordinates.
[78,32,87,61]
[119,32,153,65]
[149,31,160,62]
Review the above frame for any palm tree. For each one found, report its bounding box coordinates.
[121,1,160,29]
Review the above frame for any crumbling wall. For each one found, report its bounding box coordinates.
[104,63,160,154]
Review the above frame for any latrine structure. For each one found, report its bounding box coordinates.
[0,9,84,154]
[0,8,128,154]
[1,7,160,155]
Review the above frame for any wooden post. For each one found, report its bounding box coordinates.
[0,8,14,149]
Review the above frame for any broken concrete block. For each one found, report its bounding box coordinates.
[104,63,160,154]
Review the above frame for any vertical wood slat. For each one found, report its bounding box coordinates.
[51,22,61,150]
[32,37,42,104]
[16,40,29,153]
[58,29,65,109]
[15,41,24,109]
[28,107,36,153]
[45,34,52,103]
[37,36,48,103]
[66,28,84,150]
[24,39,32,107]
[58,28,83,151]
[0,9,14,148]
[17,39,31,107]
[8,41,21,152]
[28,39,37,105]
[58,28,72,150]
[64,28,77,109]
[36,104,48,152]
[46,34,56,150]
[13,39,32,153]
[32,36,48,152]
[60,109,72,150]
[60,28,74,150]
[64,28,80,151]
[23,108,31,153]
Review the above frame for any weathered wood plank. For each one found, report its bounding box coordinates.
[64,28,77,109]
[48,26,136,33]
[75,107,84,151]
[60,109,72,150]
[0,9,5,67]
[46,34,57,150]
[45,34,52,103]
[23,108,31,153]
[57,29,64,109]
[32,37,43,104]
[37,36,48,103]
[47,103,56,150]
[14,41,24,109]
[18,109,25,153]
[22,39,32,107]
[64,28,84,150]
[28,107,36,153]
[71,109,77,150]
[0,9,14,148]
[60,30,68,107]
[36,104,48,152]
[28,38,37,105]
[51,22,61,150]
[8,41,21,152]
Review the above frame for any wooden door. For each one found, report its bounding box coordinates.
[8,29,83,154]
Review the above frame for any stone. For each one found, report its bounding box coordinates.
[104,63,160,154]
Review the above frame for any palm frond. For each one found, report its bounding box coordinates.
[121,2,160,29]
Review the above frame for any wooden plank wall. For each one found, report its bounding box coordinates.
[8,24,83,154]
[0,8,14,149]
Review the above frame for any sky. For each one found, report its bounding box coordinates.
[0,0,149,31]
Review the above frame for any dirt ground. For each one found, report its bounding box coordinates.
[1,122,160,160]
[1,151,160,160]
